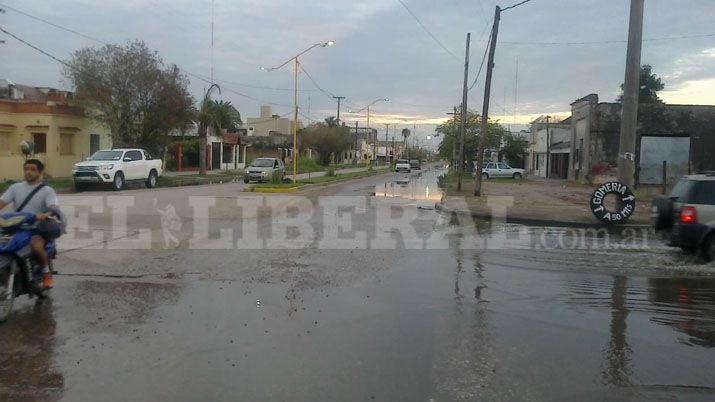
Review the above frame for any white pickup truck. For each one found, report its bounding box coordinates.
[72,148,163,191]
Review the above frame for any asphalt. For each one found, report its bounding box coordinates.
[1,168,714,401]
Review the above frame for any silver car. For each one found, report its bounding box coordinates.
[477,162,526,179]
[244,158,285,183]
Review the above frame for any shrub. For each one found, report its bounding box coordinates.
[271,171,282,185]
[326,166,336,177]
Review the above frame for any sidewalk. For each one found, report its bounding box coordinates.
[437,175,652,227]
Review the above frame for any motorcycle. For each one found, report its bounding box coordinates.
[0,212,57,322]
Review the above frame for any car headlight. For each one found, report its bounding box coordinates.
[98,164,114,170]
[262,171,268,175]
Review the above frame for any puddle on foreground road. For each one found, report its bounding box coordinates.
[2,246,714,401]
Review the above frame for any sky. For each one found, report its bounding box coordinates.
[1,0,715,147]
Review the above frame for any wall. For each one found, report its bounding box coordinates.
[0,105,111,180]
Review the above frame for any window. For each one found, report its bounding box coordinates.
[498,163,508,169]
[487,163,496,169]
[222,144,233,163]
[694,182,715,205]
[90,134,100,154]
[33,133,46,153]
[125,150,142,161]
[0,133,9,151]
[143,150,153,160]
[60,133,74,155]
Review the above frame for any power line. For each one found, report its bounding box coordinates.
[395,0,460,61]
[495,33,715,46]
[468,28,492,91]
[298,64,338,102]
[0,4,298,109]
[0,2,108,45]
[0,25,72,69]
[501,0,533,12]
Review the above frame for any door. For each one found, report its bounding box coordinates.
[90,134,100,155]
[211,143,221,170]
[484,163,496,177]
[123,150,143,179]
[497,163,509,177]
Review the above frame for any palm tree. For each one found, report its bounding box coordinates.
[401,128,411,156]
[324,116,339,128]
[196,84,233,174]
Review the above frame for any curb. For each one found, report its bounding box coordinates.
[434,202,651,230]
[251,186,299,193]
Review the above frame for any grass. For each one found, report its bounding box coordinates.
[296,157,325,174]
[157,172,243,188]
[247,167,389,192]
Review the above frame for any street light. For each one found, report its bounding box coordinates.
[351,98,389,165]
[260,40,335,182]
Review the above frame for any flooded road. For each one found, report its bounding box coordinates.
[1,167,714,401]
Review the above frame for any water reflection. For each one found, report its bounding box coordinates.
[601,275,633,386]
[373,170,444,203]
[648,277,715,348]
[0,300,64,401]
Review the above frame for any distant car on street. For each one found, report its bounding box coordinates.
[410,160,421,170]
[476,162,525,179]
[652,173,715,261]
[244,158,285,183]
[395,159,411,173]
[72,148,163,191]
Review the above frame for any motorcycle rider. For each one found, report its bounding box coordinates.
[0,159,60,289]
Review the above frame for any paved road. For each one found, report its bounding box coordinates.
[1,168,714,401]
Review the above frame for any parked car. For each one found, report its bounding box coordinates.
[72,148,163,191]
[395,159,411,173]
[652,173,715,261]
[244,158,285,183]
[476,162,526,179]
[410,159,421,170]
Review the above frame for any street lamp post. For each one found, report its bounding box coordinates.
[261,40,335,182]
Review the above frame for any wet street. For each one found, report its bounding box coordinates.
[2,168,715,401]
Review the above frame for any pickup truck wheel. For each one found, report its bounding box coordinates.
[703,234,715,263]
[112,172,124,191]
[482,173,489,180]
[243,177,250,184]
[146,170,158,188]
[513,172,522,179]
[74,182,86,192]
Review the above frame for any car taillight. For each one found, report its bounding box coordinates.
[680,206,698,224]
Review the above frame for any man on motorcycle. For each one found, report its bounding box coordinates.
[0,159,60,289]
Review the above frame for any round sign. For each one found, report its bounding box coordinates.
[589,182,636,224]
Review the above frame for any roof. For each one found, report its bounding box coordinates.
[223,133,242,145]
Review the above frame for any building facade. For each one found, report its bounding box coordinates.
[0,80,111,181]
[246,105,301,137]
[528,116,571,179]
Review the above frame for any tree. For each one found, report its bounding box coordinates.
[501,132,528,167]
[195,85,234,174]
[617,64,664,104]
[324,116,339,128]
[436,109,507,168]
[301,123,351,165]
[64,40,194,154]
[217,100,242,131]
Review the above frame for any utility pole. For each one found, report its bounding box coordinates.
[617,0,644,187]
[384,123,390,164]
[545,115,550,178]
[355,121,359,163]
[333,96,345,124]
[474,5,501,196]
[457,32,471,191]
[447,107,459,171]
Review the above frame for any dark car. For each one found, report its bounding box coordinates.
[409,160,421,170]
[652,174,715,261]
